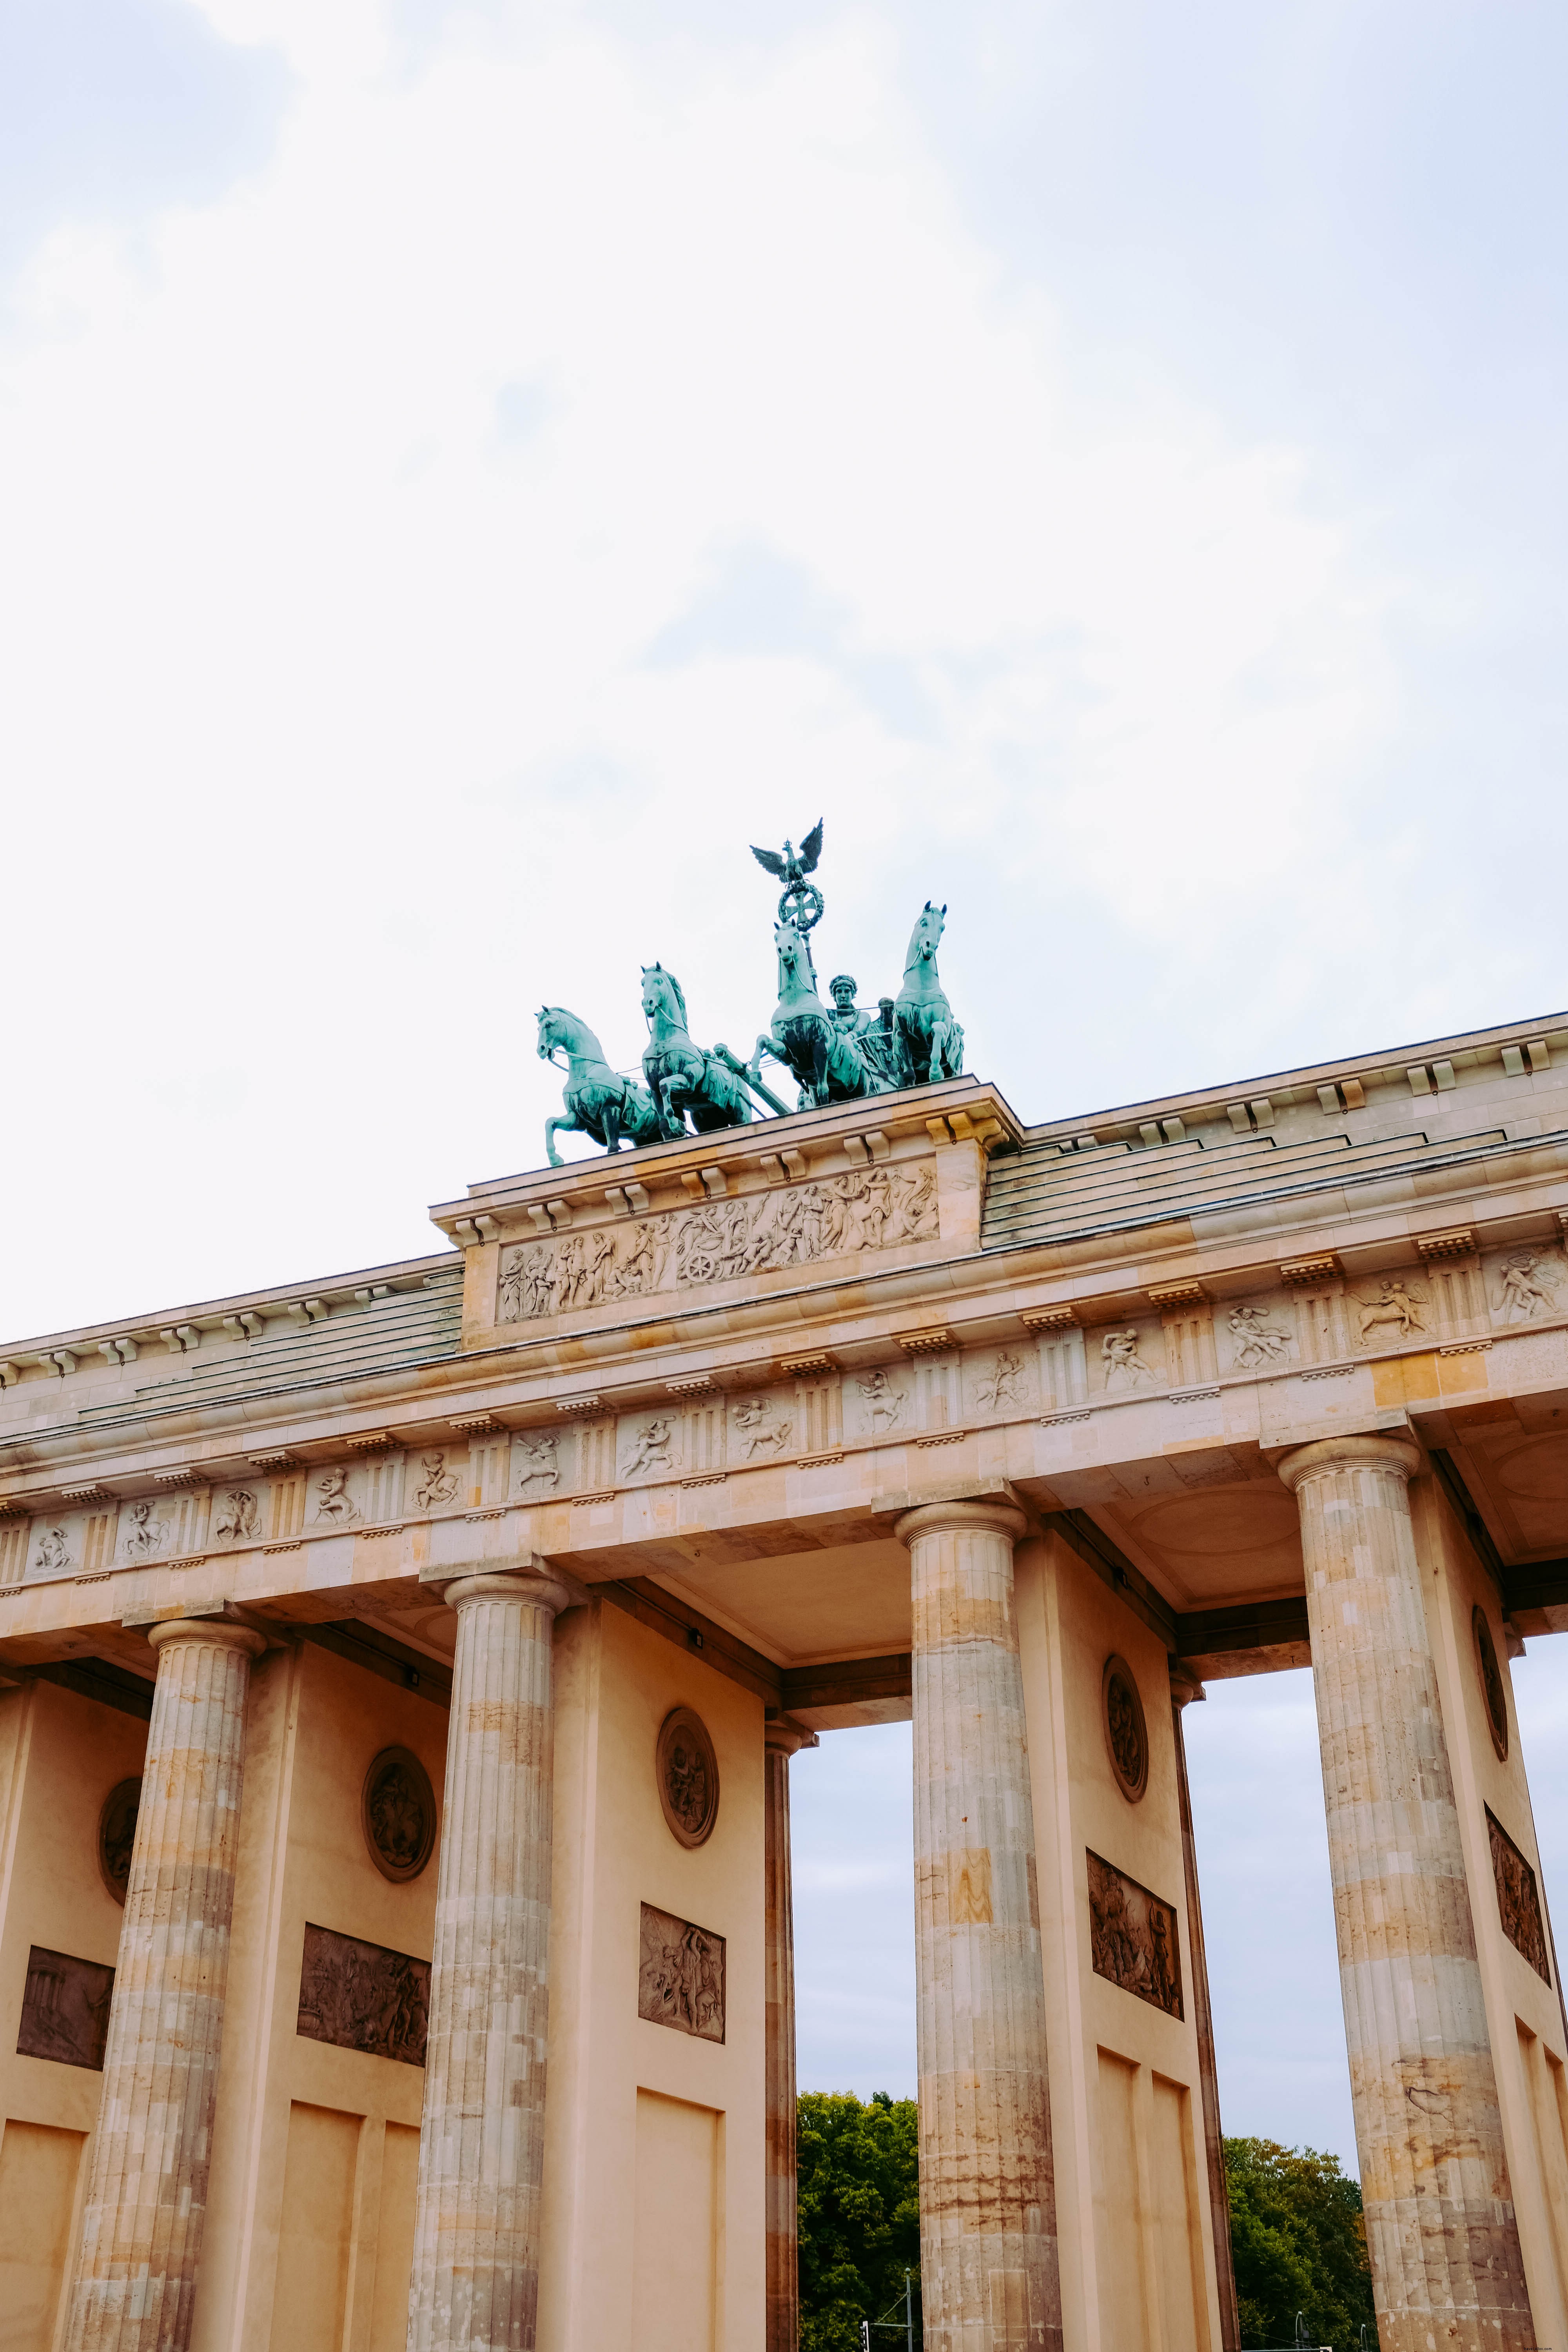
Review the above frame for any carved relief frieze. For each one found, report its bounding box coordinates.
[511,1433,561,1494]
[413,1451,460,1512]
[1352,1278,1429,1350]
[1491,1247,1566,1325]
[622,1415,681,1483]
[1224,1302,1294,1370]
[638,1902,726,2043]
[732,1396,793,1460]
[312,1466,360,1526]
[1486,1809,1550,1985]
[296,1922,430,2065]
[213,1486,261,1544]
[972,1348,1029,1416]
[1098,1328,1158,1394]
[17,1944,115,2070]
[496,1163,937,1323]
[1086,1852,1182,2019]
[851,1368,908,1437]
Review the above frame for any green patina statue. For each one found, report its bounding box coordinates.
[641,963,756,1138]
[535,828,965,1163]
[537,1007,664,1167]
[747,915,894,1110]
[894,900,964,1086]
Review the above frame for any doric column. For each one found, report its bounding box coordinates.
[1278,1435,1534,2351]
[764,1713,818,2352]
[67,1614,266,2351]
[406,1564,572,2352]
[897,1499,1062,2352]
[1169,1666,1240,2352]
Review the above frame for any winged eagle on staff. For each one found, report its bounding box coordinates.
[751,818,826,930]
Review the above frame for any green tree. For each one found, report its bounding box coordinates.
[797,2092,921,2352]
[1225,2137,1377,2349]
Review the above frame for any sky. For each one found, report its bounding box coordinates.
[6,0,1568,2173]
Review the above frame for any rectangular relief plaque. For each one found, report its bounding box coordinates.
[638,1902,726,2043]
[1087,1850,1183,2020]
[16,1944,115,2071]
[296,1922,430,2067]
[1487,1808,1552,1985]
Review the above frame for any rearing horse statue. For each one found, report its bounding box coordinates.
[748,916,891,1109]
[895,902,964,1087]
[641,964,754,1139]
[537,1007,664,1167]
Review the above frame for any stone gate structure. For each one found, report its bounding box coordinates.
[2,1007,1568,2351]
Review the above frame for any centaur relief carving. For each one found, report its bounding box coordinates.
[498,1163,937,1321]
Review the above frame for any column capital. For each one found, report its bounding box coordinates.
[442,1564,577,1617]
[1277,1431,1422,1491]
[895,1495,1027,1547]
[764,1711,820,1758]
[143,1613,267,1661]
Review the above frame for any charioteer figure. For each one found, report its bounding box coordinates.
[828,975,901,1089]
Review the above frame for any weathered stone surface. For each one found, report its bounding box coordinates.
[898,1499,1062,2352]
[1279,1435,1535,2352]
[65,1615,265,2352]
[764,1715,817,2352]
[405,1566,570,2352]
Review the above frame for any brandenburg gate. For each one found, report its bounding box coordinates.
[0,844,1566,2351]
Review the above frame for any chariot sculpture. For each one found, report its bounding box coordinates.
[535,822,966,1163]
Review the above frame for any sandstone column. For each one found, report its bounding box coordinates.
[897,1499,1061,2352]
[406,1565,571,2352]
[765,1713,818,2352]
[67,1614,266,2352]
[1169,1666,1240,2352]
[1278,1435,1534,2351]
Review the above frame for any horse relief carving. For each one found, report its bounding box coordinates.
[733,1397,792,1458]
[514,1434,560,1490]
[497,1164,937,1322]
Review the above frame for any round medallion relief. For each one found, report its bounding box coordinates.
[1473,1608,1509,1762]
[1102,1655,1149,1804]
[98,1777,142,1905]
[362,1748,437,1883]
[656,1706,720,1849]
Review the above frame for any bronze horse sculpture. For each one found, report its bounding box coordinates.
[748,916,892,1109]
[895,901,964,1087]
[641,964,756,1139]
[537,1007,664,1167]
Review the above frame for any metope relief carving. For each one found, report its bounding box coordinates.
[1100,1330,1156,1392]
[855,1369,907,1434]
[314,1467,359,1525]
[213,1487,260,1543]
[733,1397,792,1459]
[622,1417,679,1481]
[120,1500,169,1562]
[1226,1303,1293,1368]
[296,1922,430,2066]
[1087,1852,1182,2019]
[638,1903,726,2043]
[974,1349,1027,1414]
[656,1705,719,1848]
[1354,1279,1427,1346]
[17,1945,115,2070]
[1486,1809,1550,1985]
[414,1451,459,1511]
[512,1433,560,1492]
[362,1748,436,1884]
[497,1164,938,1323]
[1494,1249,1564,1323]
[33,1526,72,1576]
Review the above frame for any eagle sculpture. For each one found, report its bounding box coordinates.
[750,820,823,893]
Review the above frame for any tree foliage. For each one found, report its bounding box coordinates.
[1225,2137,1376,2349]
[797,2092,920,2352]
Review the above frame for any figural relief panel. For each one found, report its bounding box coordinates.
[638,1903,726,2043]
[1486,1809,1551,1985]
[1086,1851,1182,2020]
[1222,1302,1294,1372]
[497,1162,937,1323]
[17,1945,115,2070]
[1096,1327,1160,1396]
[296,1922,430,2066]
[1492,1246,1565,1324]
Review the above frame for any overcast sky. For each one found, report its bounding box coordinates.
[6,0,1568,2172]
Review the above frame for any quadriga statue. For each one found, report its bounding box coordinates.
[894,900,964,1087]
[537,1007,664,1168]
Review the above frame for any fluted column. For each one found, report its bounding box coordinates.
[765,1713,818,2352]
[67,1615,266,2351]
[1278,1435,1534,2350]
[897,1499,1062,2352]
[406,1566,572,2352]
[1169,1667,1240,2352]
